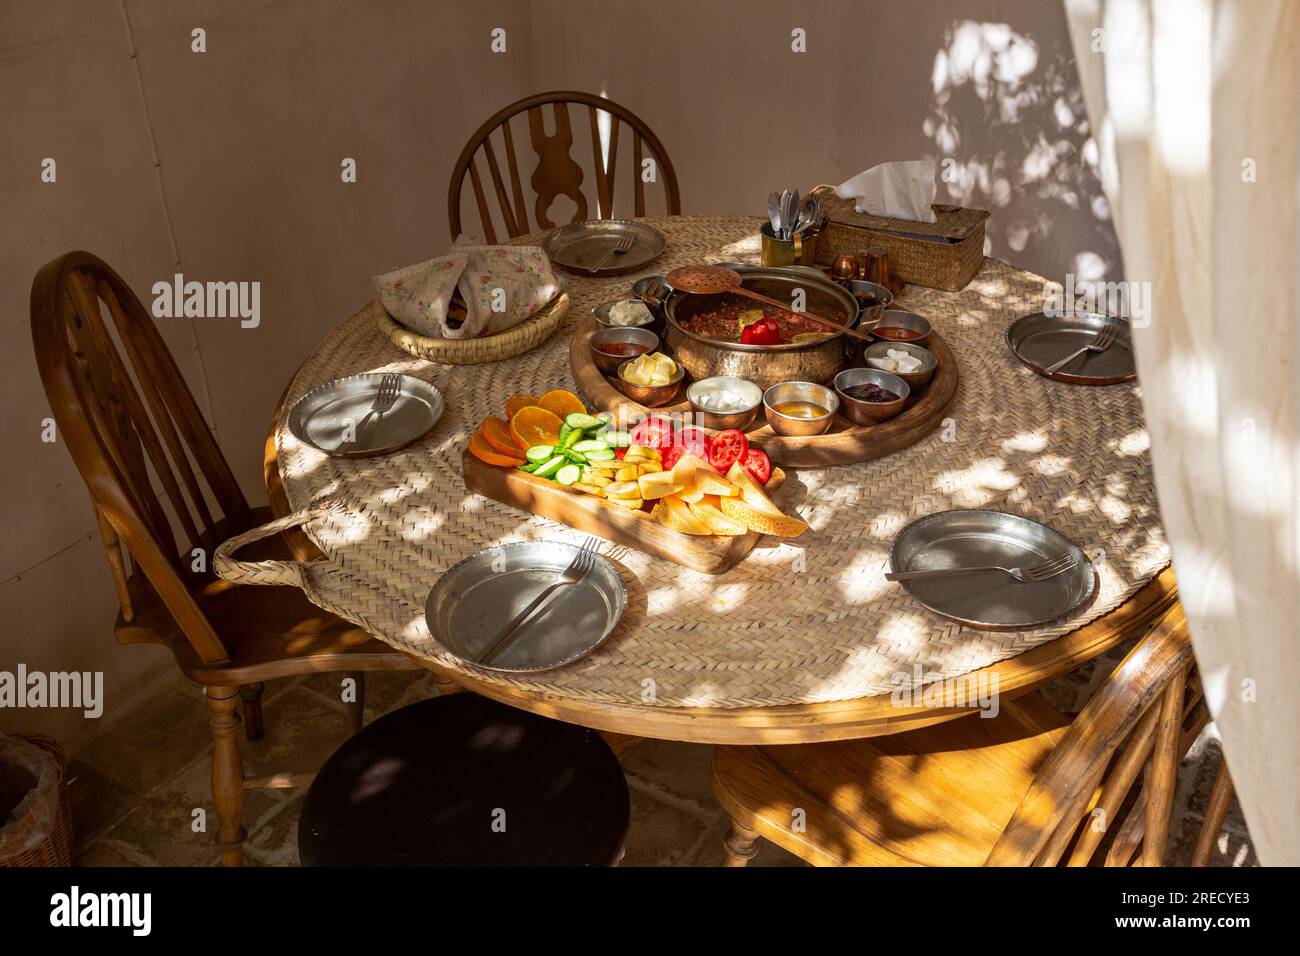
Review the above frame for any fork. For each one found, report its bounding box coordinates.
[588,233,635,274]
[346,373,401,448]
[1042,323,1119,376]
[475,536,600,665]
[885,551,1079,584]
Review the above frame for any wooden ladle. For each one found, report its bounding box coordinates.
[665,265,876,344]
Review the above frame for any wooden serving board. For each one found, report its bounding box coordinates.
[569,317,959,467]
[462,452,787,575]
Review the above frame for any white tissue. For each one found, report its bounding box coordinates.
[835,160,938,222]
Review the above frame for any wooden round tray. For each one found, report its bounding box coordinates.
[569,319,959,467]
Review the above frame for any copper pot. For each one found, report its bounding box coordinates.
[661,266,861,391]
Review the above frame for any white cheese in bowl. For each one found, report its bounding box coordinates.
[870,348,923,374]
[608,300,653,327]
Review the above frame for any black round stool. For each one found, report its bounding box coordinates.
[298,693,630,866]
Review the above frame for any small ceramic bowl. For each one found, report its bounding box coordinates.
[617,356,686,408]
[863,340,937,389]
[589,327,659,376]
[687,376,763,431]
[870,309,932,345]
[593,297,658,332]
[762,381,839,436]
[834,367,910,426]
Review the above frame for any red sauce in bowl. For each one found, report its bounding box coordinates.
[874,326,923,341]
[595,342,652,357]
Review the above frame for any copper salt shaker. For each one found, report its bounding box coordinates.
[831,254,858,282]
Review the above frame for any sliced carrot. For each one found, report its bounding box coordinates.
[510,405,564,448]
[482,416,526,455]
[537,389,586,420]
[505,394,540,419]
[468,431,525,467]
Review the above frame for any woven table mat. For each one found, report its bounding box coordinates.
[273,215,1167,708]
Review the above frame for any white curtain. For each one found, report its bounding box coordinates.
[1064,0,1298,865]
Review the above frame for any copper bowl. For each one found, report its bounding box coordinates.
[589,327,659,376]
[616,356,686,408]
[686,376,763,431]
[762,381,839,436]
[662,266,861,390]
[871,309,932,346]
[863,340,937,389]
[834,367,909,426]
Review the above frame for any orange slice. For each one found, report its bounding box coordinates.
[468,431,525,467]
[509,405,563,448]
[505,394,540,419]
[481,416,525,456]
[537,389,586,420]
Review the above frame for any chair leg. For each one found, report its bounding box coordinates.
[1192,758,1235,866]
[721,819,760,867]
[206,685,246,866]
[345,671,365,734]
[240,682,265,741]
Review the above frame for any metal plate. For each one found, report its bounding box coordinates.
[1006,311,1136,385]
[424,541,627,673]
[543,219,667,276]
[890,510,1096,630]
[287,373,443,458]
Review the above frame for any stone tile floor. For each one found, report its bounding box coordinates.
[67,644,1256,867]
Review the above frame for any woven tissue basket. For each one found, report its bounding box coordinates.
[0,735,74,867]
[374,292,570,365]
[809,184,988,292]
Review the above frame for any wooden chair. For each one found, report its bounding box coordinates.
[29,251,423,866]
[712,603,1231,866]
[299,694,630,866]
[448,90,681,243]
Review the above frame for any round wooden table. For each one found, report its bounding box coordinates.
[260,215,1176,744]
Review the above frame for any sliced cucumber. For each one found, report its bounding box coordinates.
[524,444,554,463]
[555,464,582,486]
[558,428,582,450]
[561,448,588,464]
[556,423,574,445]
[582,448,616,461]
[602,430,632,449]
[533,455,567,479]
[572,439,611,454]
[519,462,541,473]
[565,412,605,431]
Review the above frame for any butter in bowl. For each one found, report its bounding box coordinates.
[617,351,685,407]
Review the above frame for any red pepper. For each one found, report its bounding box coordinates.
[740,316,783,345]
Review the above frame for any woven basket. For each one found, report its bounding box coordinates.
[374,291,569,365]
[809,185,987,292]
[0,735,74,867]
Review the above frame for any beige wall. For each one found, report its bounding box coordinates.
[1,0,1115,747]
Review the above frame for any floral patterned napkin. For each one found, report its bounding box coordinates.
[373,238,561,339]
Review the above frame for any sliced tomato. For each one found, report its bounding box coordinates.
[615,447,628,460]
[676,425,710,458]
[741,447,772,485]
[707,429,749,472]
[630,416,676,451]
[660,443,685,471]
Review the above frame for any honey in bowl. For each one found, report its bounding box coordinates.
[771,400,829,419]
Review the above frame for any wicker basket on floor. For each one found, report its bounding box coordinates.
[0,734,74,867]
